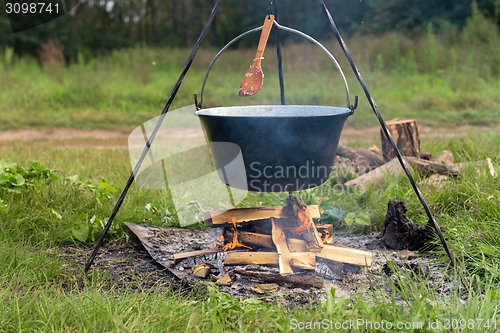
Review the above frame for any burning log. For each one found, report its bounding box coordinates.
[224,230,306,252]
[222,217,252,251]
[271,218,294,275]
[224,230,372,266]
[224,251,315,270]
[203,205,320,227]
[285,196,324,252]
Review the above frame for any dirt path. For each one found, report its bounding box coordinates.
[0,124,493,148]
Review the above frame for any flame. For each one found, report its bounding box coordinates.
[321,229,334,244]
[222,217,252,252]
[288,210,312,235]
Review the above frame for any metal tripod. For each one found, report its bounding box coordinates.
[85,0,454,272]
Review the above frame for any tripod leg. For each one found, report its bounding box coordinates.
[85,0,223,273]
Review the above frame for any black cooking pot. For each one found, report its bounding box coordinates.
[196,105,353,192]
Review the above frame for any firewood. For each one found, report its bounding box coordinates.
[224,230,307,252]
[203,205,320,227]
[344,158,403,191]
[318,244,372,267]
[336,144,359,161]
[234,265,324,288]
[381,119,420,161]
[404,156,459,177]
[285,196,324,252]
[431,150,454,165]
[224,251,315,270]
[356,148,385,168]
[226,231,372,267]
[344,157,458,192]
[271,218,294,275]
[336,145,384,172]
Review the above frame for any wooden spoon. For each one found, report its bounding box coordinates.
[238,15,274,97]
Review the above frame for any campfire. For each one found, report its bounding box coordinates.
[166,196,372,288]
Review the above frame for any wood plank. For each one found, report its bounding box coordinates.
[231,231,371,266]
[318,244,372,267]
[173,248,221,264]
[203,205,320,226]
[224,251,315,270]
[271,218,293,275]
[231,231,306,252]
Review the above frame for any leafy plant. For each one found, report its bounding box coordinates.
[71,214,125,243]
[0,160,57,193]
[344,212,372,227]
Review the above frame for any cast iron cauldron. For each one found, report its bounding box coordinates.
[195,22,356,192]
[196,105,353,192]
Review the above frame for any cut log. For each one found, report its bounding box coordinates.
[344,156,458,192]
[336,145,385,173]
[404,156,459,177]
[432,150,454,165]
[285,196,324,252]
[344,158,403,191]
[271,218,294,275]
[234,265,324,288]
[381,119,420,161]
[203,205,320,227]
[355,148,385,169]
[336,144,359,161]
[224,251,315,270]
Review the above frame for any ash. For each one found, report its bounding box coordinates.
[85,224,455,307]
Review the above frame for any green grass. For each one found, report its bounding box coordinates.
[2,25,500,331]
[1,37,500,131]
[1,129,500,332]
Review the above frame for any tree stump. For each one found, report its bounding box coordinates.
[381,119,420,161]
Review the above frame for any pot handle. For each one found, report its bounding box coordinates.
[196,19,357,112]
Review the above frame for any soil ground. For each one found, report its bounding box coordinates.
[0,124,491,148]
